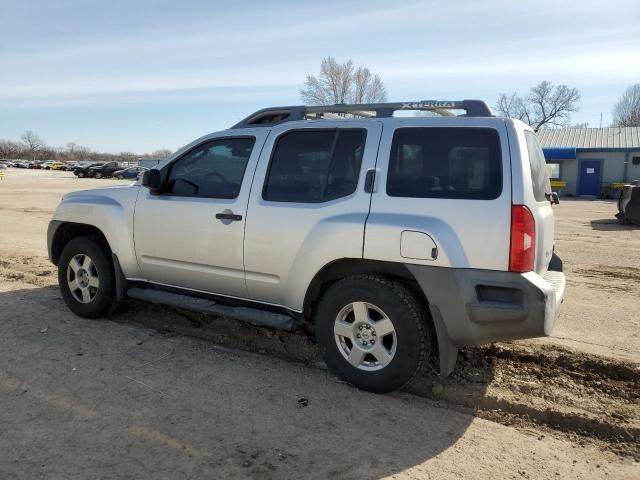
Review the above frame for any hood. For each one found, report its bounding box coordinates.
[61,184,137,203]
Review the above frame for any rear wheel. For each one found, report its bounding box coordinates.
[58,236,116,318]
[315,274,429,393]
[95,172,103,179]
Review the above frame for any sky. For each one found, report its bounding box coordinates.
[0,0,639,154]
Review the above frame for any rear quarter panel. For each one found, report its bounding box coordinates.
[509,121,555,273]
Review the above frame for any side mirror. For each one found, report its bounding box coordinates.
[551,192,560,205]
[141,169,161,191]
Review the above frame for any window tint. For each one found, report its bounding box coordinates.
[165,137,255,198]
[524,131,551,201]
[264,129,366,203]
[387,128,502,199]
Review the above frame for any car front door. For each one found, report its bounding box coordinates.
[133,131,267,298]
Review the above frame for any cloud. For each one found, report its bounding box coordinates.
[2,0,638,102]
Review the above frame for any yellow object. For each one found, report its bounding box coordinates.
[50,162,65,170]
[550,180,566,188]
[0,172,5,180]
[610,182,626,188]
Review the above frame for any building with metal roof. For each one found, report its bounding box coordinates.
[537,127,640,197]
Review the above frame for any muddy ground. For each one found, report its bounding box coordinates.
[0,169,638,478]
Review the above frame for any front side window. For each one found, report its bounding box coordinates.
[165,137,255,198]
[263,129,366,203]
[387,127,502,199]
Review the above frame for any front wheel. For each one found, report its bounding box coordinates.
[95,172,103,179]
[315,274,430,393]
[58,236,117,318]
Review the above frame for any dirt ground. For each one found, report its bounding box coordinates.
[0,169,638,479]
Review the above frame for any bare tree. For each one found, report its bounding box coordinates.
[495,81,581,130]
[75,145,92,160]
[150,149,172,159]
[0,140,23,159]
[351,66,387,103]
[1,133,175,163]
[612,84,640,127]
[300,57,387,106]
[21,131,45,160]
[65,142,78,160]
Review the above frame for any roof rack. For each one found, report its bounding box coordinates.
[231,99,493,129]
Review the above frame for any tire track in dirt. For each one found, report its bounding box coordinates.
[114,301,640,460]
[431,344,639,460]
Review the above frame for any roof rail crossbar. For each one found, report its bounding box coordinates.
[231,99,492,128]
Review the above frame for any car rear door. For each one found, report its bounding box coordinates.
[243,121,382,310]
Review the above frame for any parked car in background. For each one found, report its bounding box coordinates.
[112,166,147,179]
[73,162,104,178]
[49,162,65,170]
[65,161,84,171]
[88,161,121,178]
[0,160,16,167]
[28,161,42,169]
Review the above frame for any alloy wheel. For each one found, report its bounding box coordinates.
[66,254,100,303]
[333,301,397,371]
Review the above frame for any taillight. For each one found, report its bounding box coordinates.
[509,205,535,272]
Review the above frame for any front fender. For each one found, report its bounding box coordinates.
[50,186,142,278]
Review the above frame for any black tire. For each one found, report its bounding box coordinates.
[78,172,85,178]
[95,172,103,179]
[58,236,116,318]
[315,274,429,393]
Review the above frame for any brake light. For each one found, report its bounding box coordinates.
[509,205,535,272]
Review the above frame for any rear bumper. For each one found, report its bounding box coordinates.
[525,269,565,336]
[406,261,566,347]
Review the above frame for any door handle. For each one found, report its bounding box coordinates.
[216,212,242,221]
[364,168,376,193]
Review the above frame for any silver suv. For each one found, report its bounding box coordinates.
[47,100,565,393]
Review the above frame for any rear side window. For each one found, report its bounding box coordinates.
[386,127,502,199]
[263,129,366,203]
[524,131,551,202]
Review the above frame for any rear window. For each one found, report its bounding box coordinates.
[524,131,551,201]
[386,127,502,199]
